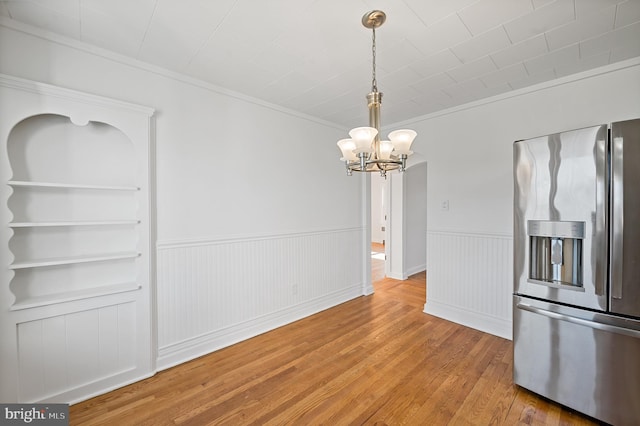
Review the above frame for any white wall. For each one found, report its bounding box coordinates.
[0,23,365,372]
[403,59,640,339]
[404,162,427,276]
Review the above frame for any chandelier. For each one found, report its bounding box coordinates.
[337,10,417,178]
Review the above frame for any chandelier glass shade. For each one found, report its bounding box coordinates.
[337,10,417,177]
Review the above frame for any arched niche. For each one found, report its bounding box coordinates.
[8,113,136,185]
[6,114,140,307]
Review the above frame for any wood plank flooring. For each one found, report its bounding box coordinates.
[371,242,385,282]
[70,273,602,425]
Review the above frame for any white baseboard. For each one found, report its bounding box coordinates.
[363,282,375,295]
[386,264,425,281]
[406,264,426,277]
[424,299,512,340]
[387,271,407,280]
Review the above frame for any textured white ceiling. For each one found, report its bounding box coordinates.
[1,0,639,127]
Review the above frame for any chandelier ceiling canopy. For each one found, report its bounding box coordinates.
[337,10,417,178]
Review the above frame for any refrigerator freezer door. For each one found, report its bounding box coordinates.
[513,295,640,425]
[514,125,608,311]
[610,118,640,318]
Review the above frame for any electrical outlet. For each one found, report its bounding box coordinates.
[441,200,449,211]
[292,284,298,296]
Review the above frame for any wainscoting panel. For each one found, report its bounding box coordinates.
[16,302,137,402]
[425,230,513,339]
[156,228,363,369]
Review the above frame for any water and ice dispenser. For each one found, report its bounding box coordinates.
[528,220,584,290]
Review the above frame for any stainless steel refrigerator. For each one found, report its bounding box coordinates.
[513,118,640,425]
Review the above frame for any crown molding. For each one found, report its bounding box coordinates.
[0,17,346,131]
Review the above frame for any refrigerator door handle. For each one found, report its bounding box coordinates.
[516,302,640,338]
[611,136,624,299]
[595,136,607,296]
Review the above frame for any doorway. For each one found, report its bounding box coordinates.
[369,161,428,286]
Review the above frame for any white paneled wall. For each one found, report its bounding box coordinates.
[17,303,137,402]
[156,227,363,369]
[425,231,513,339]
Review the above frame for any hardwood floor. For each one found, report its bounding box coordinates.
[371,242,385,282]
[70,273,602,425]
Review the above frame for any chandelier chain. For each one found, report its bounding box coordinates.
[371,27,377,93]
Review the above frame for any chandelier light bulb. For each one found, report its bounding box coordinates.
[349,126,378,154]
[388,129,417,155]
[378,140,394,160]
[337,139,357,161]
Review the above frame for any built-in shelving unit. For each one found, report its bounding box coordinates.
[0,74,154,404]
[6,114,142,310]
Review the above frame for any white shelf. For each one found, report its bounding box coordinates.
[10,282,142,311]
[9,252,141,269]
[9,220,140,228]
[7,180,139,191]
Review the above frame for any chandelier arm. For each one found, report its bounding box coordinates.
[359,153,367,171]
